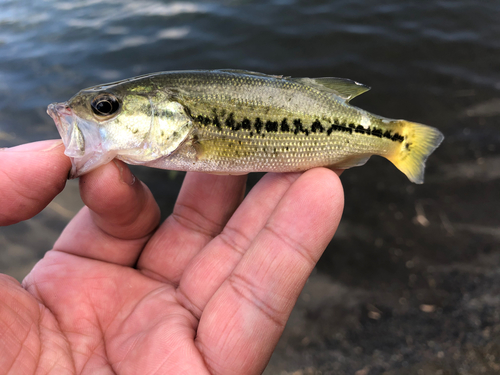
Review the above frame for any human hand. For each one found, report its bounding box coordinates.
[0,140,344,375]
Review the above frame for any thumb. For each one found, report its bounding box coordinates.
[0,140,71,226]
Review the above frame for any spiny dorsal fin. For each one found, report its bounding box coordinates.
[290,77,370,102]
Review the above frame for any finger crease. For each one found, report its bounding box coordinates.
[217,225,253,257]
[262,224,317,267]
[172,203,225,238]
[91,214,157,244]
[228,272,286,329]
[175,287,203,320]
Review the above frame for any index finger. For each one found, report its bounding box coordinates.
[0,140,71,226]
[53,161,161,266]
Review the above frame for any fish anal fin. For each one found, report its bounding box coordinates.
[291,77,370,101]
[329,155,372,170]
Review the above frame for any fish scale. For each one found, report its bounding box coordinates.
[167,76,390,172]
[47,69,444,183]
[161,71,350,124]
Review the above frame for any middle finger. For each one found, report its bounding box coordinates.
[137,172,247,284]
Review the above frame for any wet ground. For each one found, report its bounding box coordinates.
[1,1,499,373]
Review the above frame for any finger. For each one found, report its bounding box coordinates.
[53,160,160,266]
[195,168,344,375]
[0,140,71,226]
[137,172,247,284]
[176,171,302,317]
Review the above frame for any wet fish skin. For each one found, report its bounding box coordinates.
[47,69,444,183]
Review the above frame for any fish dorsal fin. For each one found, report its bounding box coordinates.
[290,77,370,102]
[214,70,369,101]
[214,69,290,79]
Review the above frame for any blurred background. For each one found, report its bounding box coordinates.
[0,0,499,373]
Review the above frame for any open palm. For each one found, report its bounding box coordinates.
[1,140,344,375]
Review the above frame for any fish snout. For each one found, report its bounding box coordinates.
[47,102,72,115]
[47,101,85,158]
[47,102,73,135]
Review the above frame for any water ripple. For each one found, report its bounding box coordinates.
[123,1,209,17]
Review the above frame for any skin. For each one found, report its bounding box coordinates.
[0,139,344,375]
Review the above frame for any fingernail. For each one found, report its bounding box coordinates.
[113,160,136,186]
[41,140,65,152]
[8,140,64,152]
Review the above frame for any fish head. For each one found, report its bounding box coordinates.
[47,79,193,178]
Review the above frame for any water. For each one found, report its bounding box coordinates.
[1,0,499,373]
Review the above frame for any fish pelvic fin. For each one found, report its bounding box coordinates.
[386,120,444,184]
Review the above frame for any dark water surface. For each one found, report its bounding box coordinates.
[1,1,499,373]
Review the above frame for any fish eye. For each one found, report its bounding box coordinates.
[91,93,120,117]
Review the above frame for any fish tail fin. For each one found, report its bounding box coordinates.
[386,120,444,184]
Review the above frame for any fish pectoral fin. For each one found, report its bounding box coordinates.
[290,77,370,102]
[148,101,194,158]
[329,155,372,170]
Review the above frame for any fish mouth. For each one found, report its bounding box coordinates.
[47,102,70,139]
[47,102,115,178]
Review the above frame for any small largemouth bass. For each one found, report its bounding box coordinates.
[47,69,444,183]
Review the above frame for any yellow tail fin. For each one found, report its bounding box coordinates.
[386,120,444,184]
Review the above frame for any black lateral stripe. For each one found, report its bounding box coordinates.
[193,112,404,143]
[293,119,309,136]
[211,108,221,128]
[242,118,251,130]
[196,115,205,124]
[265,120,279,132]
[225,113,236,130]
[355,125,366,134]
[212,115,221,128]
[254,118,263,134]
[326,122,352,135]
[392,133,404,142]
[311,120,324,133]
[280,118,290,132]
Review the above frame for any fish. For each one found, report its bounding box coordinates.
[47,69,444,183]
